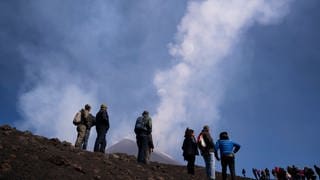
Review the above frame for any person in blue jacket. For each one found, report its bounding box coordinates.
[215,131,240,180]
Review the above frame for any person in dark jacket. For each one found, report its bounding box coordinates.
[94,104,110,153]
[215,131,240,180]
[198,125,219,180]
[182,128,199,175]
[134,110,152,164]
[75,104,91,148]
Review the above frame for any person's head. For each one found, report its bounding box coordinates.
[142,110,149,117]
[184,127,194,137]
[219,131,229,140]
[203,125,209,132]
[84,104,91,111]
[100,104,107,110]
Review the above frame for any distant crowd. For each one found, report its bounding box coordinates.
[72,104,241,180]
[241,165,320,180]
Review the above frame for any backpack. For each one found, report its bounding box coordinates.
[197,133,206,151]
[73,111,82,125]
[134,117,147,134]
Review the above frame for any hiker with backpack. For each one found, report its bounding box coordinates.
[182,128,199,175]
[73,104,92,148]
[94,104,110,153]
[197,125,219,180]
[134,110,152,164]
[215,131,241,180]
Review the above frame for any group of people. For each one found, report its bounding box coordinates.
[248,165,320,180]
[73,104,242,180]
[73,104,154,164]
[182,125,241,180]
[73,104,110,153]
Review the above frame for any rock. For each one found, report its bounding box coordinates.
[10,154,16,159]
[49,138,60,146]
[72,164,85,174]
[0,125,12,131]
[23,130,32,135]
[94,175,101,180]
[48,155,70,166]
[111,154,120,159]
[0,162,11,172]
[2,131,11,136]
[62,141,72,147]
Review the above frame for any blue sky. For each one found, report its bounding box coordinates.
[1,0,319,177]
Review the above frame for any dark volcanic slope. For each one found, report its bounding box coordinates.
[0,125,251,180]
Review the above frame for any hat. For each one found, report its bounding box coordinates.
[100,104,107,109]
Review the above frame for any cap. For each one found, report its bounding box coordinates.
[100,104,107,109]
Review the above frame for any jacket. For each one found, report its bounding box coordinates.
[199,130,216,155]
[182,136,199,158]
[95,109,110,131]
[215,139,240,157]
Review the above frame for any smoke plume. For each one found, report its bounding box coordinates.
[152,0,291,155]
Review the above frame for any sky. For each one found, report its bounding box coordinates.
[1,0,320,177]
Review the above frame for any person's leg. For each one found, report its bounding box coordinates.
[99,128,107,153]
[75,125,86,148]
[94,126,102,152]
[141,135,149,164]
[189,155,195,175]
[221,156,228,180]
[203,154,211,178]
[228,156,236,180]
[82,129,90,150]
[136,135,143,162]
[209,152,215,179]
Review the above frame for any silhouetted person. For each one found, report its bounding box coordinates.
[253,168,258,180]
[182,128,199,175]
[265,168,270,180]
[304,167,316,180]
[134,111,152,164]
[94,104,110,153]
[242,168,246,177]
[314,165,320,179]
[215,131,240,180]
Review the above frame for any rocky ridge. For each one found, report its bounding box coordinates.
[0,125,251,179]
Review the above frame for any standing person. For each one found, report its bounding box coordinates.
[74,104,91,148]
[215,131,241,180]
[94,104,110,153]
[134,110,152,164]
[198,125,219,180]
[265,168,270,180]
[182,128,199,175]
[82,113,95,150]
[242,168,246,177]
